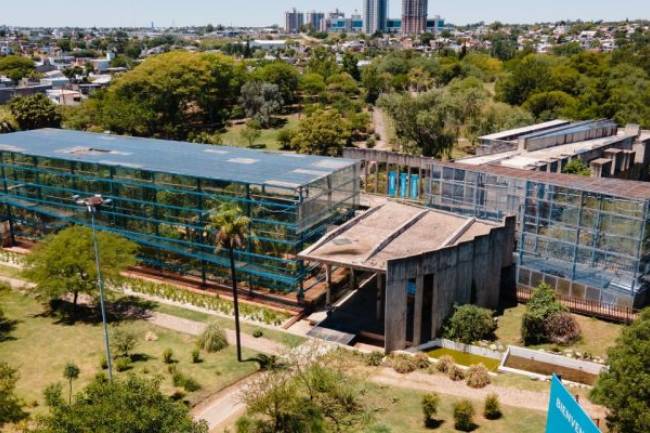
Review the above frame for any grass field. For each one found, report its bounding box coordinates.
[220,114,300,151]
[0,288,259,413]
[368,383,547,433]
[495,304,623,358]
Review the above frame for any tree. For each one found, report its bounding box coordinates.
[523,91,578,121]
[112,328,137,358]
[9,94,62,130]
[300,72,326,101]
[342,52,361,81]
[290,109,352,156]
[23,226,138,319]
[591,308,650,433]
[62,362,80,404]
[453,400,476,432]
[37,375,208,433]
[421,393,440,427]
[0,55,34,84]
[252,61,299,104]
[306,47,340,79]
[240,123,262,147]
[520,283,578,345]
[444,305,497,344]
[496,54,556,105]
[208,203,253,362]
[0,362,26,427]
[562,159,591,176]
[239,81,283,127]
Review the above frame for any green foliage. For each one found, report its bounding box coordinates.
[290,108,352,156]
[421,393,440,427]
[562,159,592,176]
[63,362,80,403]
[112,328,138,358]
[591,308,650,433]
[9,94,62,130]
[197,322,229,353]
[99,355,108,370]
[23,226,137,315]
[239,81,283,127]
[43,382,64,408]
[484,394,502,420]
[443,304,497,344]
[365,351,384,367]
[172,370,201,392]
[36,375,208,433]
[0,55,35,83]
[239,123,262,147]
[0,106,18,133]
[453,400,476,432]
[252,61,300,104]
[465,364,491,389]
[114,357,131,372]
[0,362,26,427]
[523,90,579,120]
[163,348,175,364]
[252,328,263,338]
[521,283,566,345]
[191,349,201,364]
[497,54,559,105]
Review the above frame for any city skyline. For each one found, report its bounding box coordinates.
[0,0,649,28]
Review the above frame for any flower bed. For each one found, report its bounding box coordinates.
[121,278,292,326]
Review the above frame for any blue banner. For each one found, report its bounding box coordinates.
[400,173,408,198]
[410,175,420,200]
[388,171,397,197]
[546,375,601,433]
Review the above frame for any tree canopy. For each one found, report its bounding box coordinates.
[9,94,61,130]
[0,55,35,83]
[0,362,26,427]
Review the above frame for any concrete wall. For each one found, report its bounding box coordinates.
[384,216,516,352]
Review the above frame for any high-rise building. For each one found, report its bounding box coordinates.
[401,0,428,35]
[363,0,389,34]
[305,11,325,32]
[284,8,304,34]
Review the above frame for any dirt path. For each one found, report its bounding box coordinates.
[370,368,607,419]
[372,108,392,152]
[148,312,285,356]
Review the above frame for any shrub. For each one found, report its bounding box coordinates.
[444,305,497,344]
[448,365,466,381]
[436,355,455,373]
[252,328,264,338]
[191,349,201,364]
[544,312,582,345]
[366,351,384,367]
[163,348,174,364]
[99,355,108,370]
[453,400,476,432]
[387,354,418,374]
[114,357,131,372]
[421,393,440,427]
[197,322,228,353]
[112,329,137,358]
[484,394,502,420]
[413,353,431,369]
[466,364,491,389]
[521,283,565,345]
[172,371,201,392]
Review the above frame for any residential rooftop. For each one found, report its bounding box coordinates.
[0,129,357,189]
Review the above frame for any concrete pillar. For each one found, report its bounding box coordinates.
[350,268,357,291]
[375,161,379,193]
[325,264,332,306]
[413,271,425,345]
[384,275,407,353]
[376,273,385,320]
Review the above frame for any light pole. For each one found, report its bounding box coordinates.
[73,194,114,381]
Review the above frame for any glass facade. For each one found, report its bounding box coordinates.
[426,162,650,307]
[0,151,360,293]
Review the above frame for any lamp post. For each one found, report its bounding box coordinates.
[73,194,114,381]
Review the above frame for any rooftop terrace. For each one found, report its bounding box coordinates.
[0,129,357,189]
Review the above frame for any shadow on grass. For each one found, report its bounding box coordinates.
[37,297,157,326]
[0,317,18,342]
[425,419,445,429]
[455,423,479,432]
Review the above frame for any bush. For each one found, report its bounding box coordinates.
[453,400,476,432]
[172,371,201,392]
[252,328,264,338]
[387,354,418,374]
[163,348,174,364]
[366,351,385,367]
[484,394,502,420]
[421,393,440,427]
[112,329,137,358]
[444,305,497,344]
[448,365,466,381]
[436,355,455,373]
[413,353,432,369]
[99,355,108,370]
[544,312,582,345]
[521,283,566,345]
[191,349,201,364]
[114,357,131,372]
[197,322,228,353]
[466,364,491,389]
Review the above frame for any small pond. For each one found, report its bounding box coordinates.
[427,347,501,372]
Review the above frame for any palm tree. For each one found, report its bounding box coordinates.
[63,362,80,404]
[208,202,253,362]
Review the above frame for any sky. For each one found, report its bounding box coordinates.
[1,0,649,28]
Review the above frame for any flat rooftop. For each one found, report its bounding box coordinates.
[0,129,358,189]
[479,119,570,142]
[299,202,499,272]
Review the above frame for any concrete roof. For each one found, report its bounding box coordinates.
[298,202,499,272]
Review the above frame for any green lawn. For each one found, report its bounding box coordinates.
[221,115,300,151]
[495,304,623,358]
[368,383,547,433]
[154,302,306,348]
[0,288,259,413]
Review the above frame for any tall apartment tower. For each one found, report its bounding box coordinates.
[401,0,428,35]
[363,0,389,34]
[305,11,326,32]
[285,8,304,34]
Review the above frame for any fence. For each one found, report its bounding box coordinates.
[516,287,638,324]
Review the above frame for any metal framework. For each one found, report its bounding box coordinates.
[0,131,360,294]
